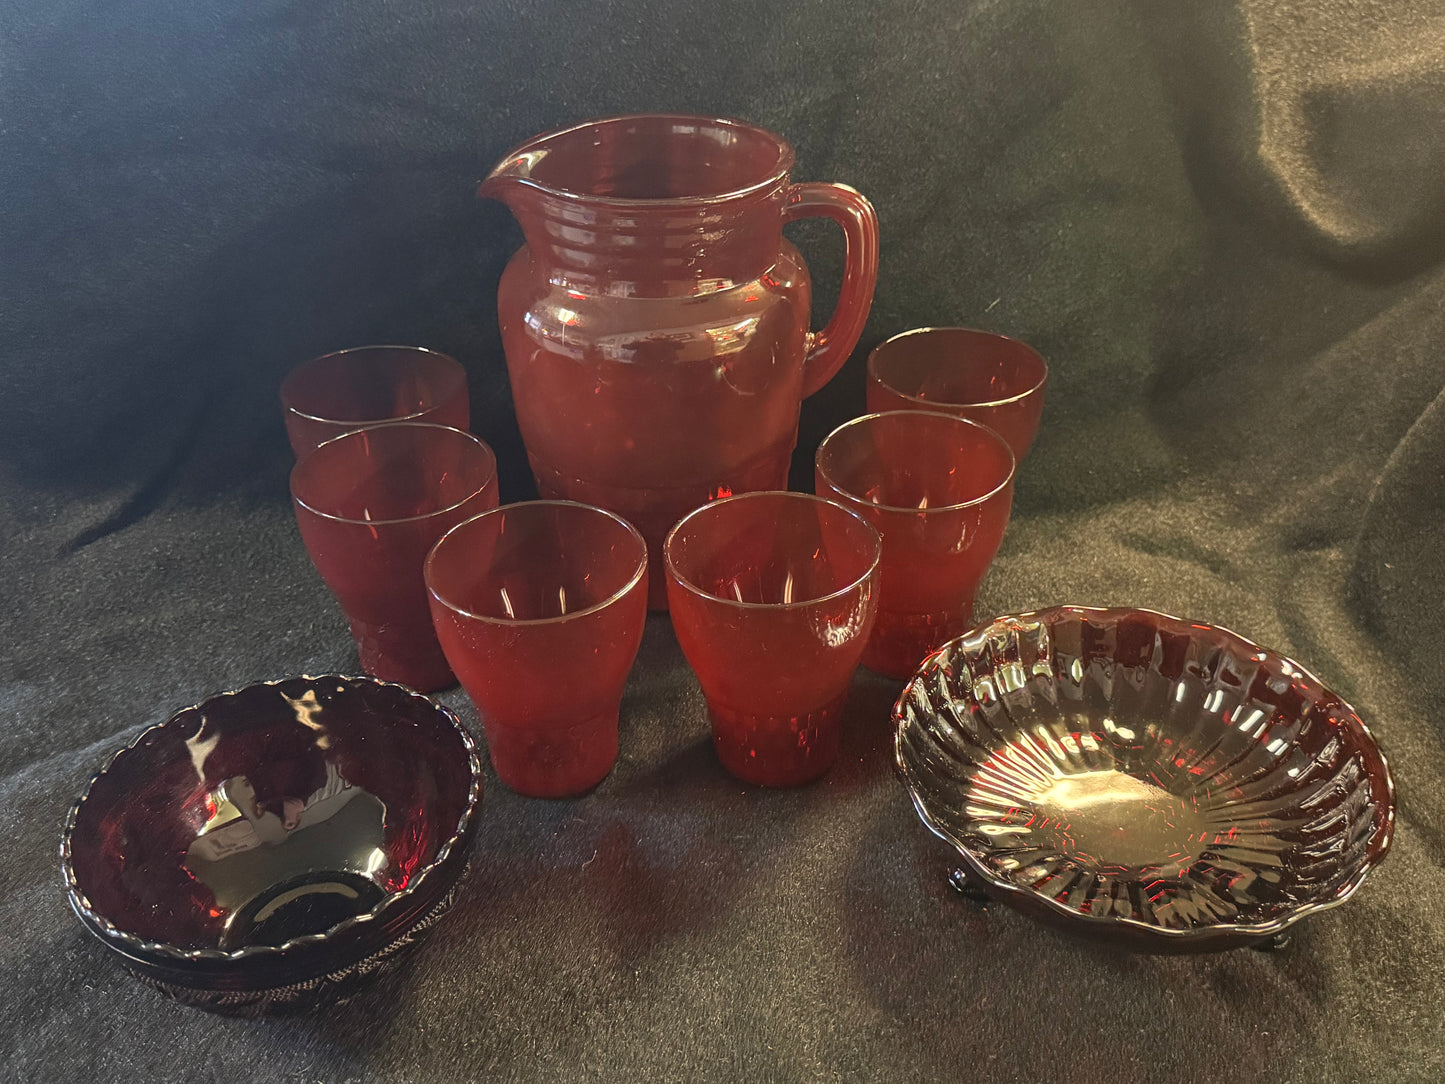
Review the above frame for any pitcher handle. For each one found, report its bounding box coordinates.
[784,182,880,399]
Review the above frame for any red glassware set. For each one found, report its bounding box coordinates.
[60,116,1395,1011]
[283,115,1048,794]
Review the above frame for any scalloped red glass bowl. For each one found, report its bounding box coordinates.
[664,491,881,786]
[815,411,1015,680]
[893,607,1396,952]
[866,328,1047,460]
[426,501,649,798]
[60,675,483,1009]
[291,423,498,692]
[280,345,470,459]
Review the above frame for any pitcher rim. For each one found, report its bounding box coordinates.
[482,113,797,208]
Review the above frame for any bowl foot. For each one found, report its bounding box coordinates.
[128,880,463,1016]
[948,867,991,905]
[1249,930,1291,953]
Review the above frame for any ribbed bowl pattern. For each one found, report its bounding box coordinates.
[894,607,1395,951]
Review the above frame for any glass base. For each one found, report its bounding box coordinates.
[484,708,620,798]
[708,691,847,787]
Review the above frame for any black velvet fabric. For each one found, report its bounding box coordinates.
[4,0,1443,1079]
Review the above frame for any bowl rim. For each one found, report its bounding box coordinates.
[892,604,1397,946]
[59,673,484,967]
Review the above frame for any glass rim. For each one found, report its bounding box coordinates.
[485,113,796,209]
[290,422,497,526]
[280,345,466,425]
[814,410,1017,515]
[425,500,649,627]
[867,326,1049,409]
[663,490,883,612]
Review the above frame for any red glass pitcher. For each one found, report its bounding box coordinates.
[480,114,879,608]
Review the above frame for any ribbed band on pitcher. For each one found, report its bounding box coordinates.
[514,184,789,295]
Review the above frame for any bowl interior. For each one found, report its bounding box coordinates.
[66,676,477,954]
[895,608,1394,941]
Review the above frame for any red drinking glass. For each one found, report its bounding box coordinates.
[291,423,498,692]
[866,328,1048,459]
[664,492,881,787]
[814,411,1016,680]
[425,501,649,798]
[280,346,470,458]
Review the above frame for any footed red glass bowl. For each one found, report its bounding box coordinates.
[893,607,1395,952]
[60,675,482,1013]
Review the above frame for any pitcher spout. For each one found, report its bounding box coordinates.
[477,148,548,208]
